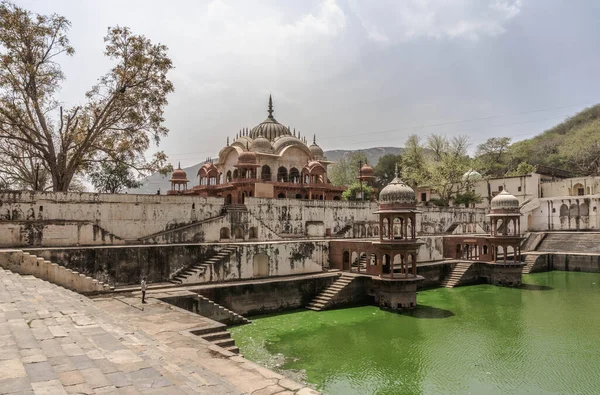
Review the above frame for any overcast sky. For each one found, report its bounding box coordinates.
[15,0,600,166]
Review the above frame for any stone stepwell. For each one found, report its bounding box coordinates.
[523,253,545,274]
[440,262,473,288]
[171,247,237,284]
[536,232,600,253]
[306,274,355,311]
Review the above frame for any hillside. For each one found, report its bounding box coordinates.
[126,146,402,194]
[510,104,600,175]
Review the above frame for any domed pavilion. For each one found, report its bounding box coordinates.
[186,96,345,203]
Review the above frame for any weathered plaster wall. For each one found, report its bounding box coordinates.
[198,274,338,316]
[24,241,328,286]
[547,254,600,272]
[525,196,600,231]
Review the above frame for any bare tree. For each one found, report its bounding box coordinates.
[0,2,174,191]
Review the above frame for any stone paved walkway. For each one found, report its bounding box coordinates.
[0,269,318,395]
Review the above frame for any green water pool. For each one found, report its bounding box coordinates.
[230,272,600,394]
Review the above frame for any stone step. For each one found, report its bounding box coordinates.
[224,345,240,354]
[201,331,231,341]
[214,338,236,348]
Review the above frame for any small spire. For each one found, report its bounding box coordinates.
[298,131,301,139]
[227,136,229,146]
[313,134,316,144]
[394,163,399,178]
[268,95,274,118]
[178,161,181,169]
[293,128,296,137]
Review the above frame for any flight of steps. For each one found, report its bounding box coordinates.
[351,253,367,272]
[522,253,544,274]
[171,247,236,284]
[306,275,355,311]
[195,294,251,326]
[335,224,352,237]
[440,262,473,288]
[537,232,600,253]
[192,325,241,354]
[521,232,547,252]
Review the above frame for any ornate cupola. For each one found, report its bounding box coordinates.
[489,189,521,236]
[357,160,375,187]
[234,143,259,180]
[169,163,189,194]
[249,95,291,141]
[309,134,325,160]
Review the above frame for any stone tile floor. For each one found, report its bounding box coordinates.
[0,269,318,395]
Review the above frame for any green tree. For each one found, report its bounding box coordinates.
[329,151,367,187]
[373,153,402,189]
[342,182,373,201]
[400,135,427,187]
[505,161,537,177]
[88,160,143,193]
[453,190,483,207]
[0,3,174,191]
[424,135,471,206]
[474,137,512,178]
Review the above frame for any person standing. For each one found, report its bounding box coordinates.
[141,276,147,304]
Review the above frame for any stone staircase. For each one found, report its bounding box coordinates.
[440,262,473,288]
[351,253,367,273]
[137,214,226,244]
[537,232,600,253]
[195,295,251,326]
[521,232,547,252]
[523,253,544,274]
[306,274,355,311]
[0,250,112,294]
[171,247,237,284]
[335,224,352,237]
[225,204,247,212]
[191,325,242,354]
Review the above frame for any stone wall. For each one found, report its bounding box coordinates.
[547,254,600,272]
[0,191,223,247]
[198,274,338,316]
[23,240,328,286]
[524,196,600,231]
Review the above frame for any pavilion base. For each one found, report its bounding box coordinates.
[373,275,424,311]
[480,262,524,287]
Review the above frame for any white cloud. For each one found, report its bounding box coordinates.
[348,0,522,43]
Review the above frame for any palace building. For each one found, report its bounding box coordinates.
[169,96,348,203]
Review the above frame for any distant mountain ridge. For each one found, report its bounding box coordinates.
[127,146,402,194]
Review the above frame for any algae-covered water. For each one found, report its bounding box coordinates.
[230,272,600,394]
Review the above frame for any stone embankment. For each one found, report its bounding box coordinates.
[0,250,111,294]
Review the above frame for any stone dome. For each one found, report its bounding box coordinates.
[237,150,257,165]
[272,135,306,153]
[250,133,273,153]
[197,161,218,177]
[249,96,291,141]
[170,164,188,182]
[491,190,519,211]
[360,163,374,177]
[379,176,415,205]
[462,169,483,182]
[308,135,324,159]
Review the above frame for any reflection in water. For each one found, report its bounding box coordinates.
[231,272,600,395]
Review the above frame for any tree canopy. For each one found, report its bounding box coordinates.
[0,2,174,191]
[329,151,368,187]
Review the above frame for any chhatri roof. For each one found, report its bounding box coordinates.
[249,95,291,142]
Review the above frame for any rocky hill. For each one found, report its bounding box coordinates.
[127,146,402,194]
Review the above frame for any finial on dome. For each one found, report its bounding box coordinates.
[268,95,274,118]
[313,134,316,144]
[178,162,181,169]
[293,128,296,137]
[298,131,301,139]
[226,136,229,146]
[394,163,399,178]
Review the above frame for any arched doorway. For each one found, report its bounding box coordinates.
[220,227,230,239]
[289,167,300,183]
[277,167,288,182]
[233,227,244,240]
[342,251,350,271]
[261,165,271,181]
